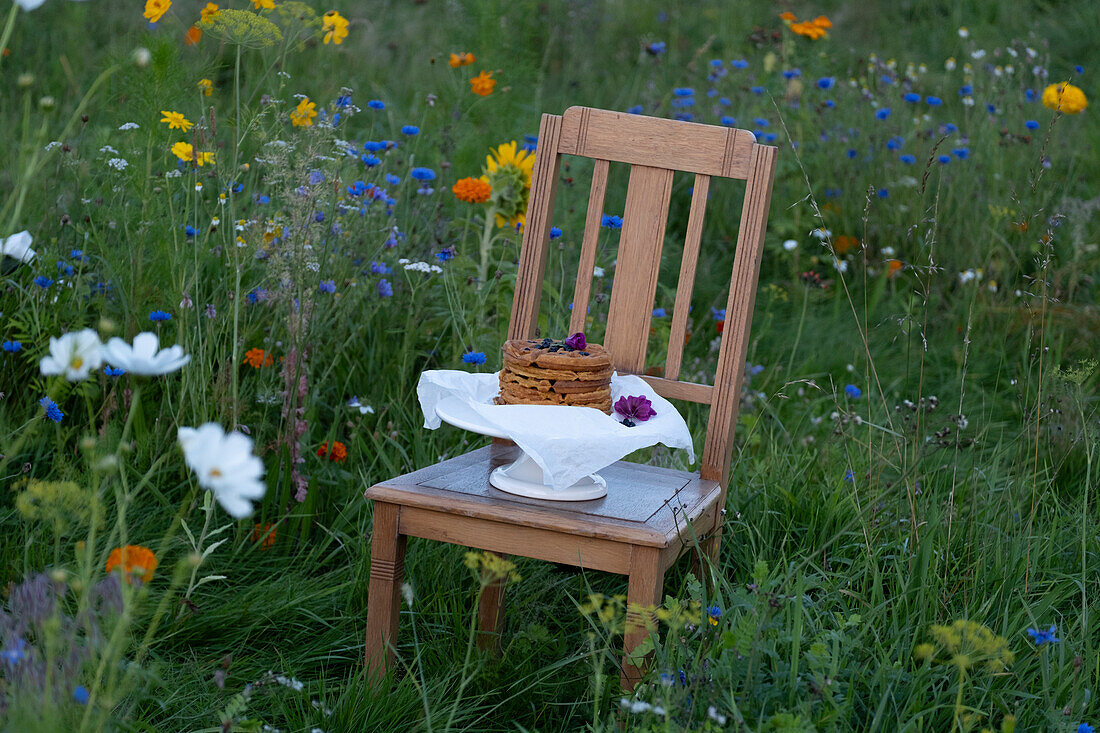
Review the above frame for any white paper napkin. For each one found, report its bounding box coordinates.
[417,370,695,491]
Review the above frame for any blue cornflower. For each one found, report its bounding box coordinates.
[435,248,455,262]
[720,116,737,126]
[2,340,21,352]
[149,310,171,321]
[844,469,855,482]
[953,147,970,159]
[1025,88,1036,102]
[899,154,916,164]
[231,182,244,193]
[384,173,401,186]
[782,68,801,79]
[718,97,731,106]
[959,84,973,96]
[247,288,267,304]
[1027,625,1060,645]
[308,170,325,185]
[880,74,896,85]
[367,100,385,109]
[73,686,90,705]
[987,103,996,114]
[550,227,563,239]
[711,307,725,321]
[673,87,694,97]
[319,280,336,293]
[674,112,695,122]
[33,276,52,288]
[1075,65,1084,74]
[846,149,858,159]
[1,638,26,664]
[347,181,367,197]
[652,307,667,318]
[707,605,721,625]
[462,351,487,365]
[601,214,623,229]
[645,41,666,55]
[254,194,270,205]
[926,96,943,106]
[57,262,74,276]
[364,141,384,152]
[371,261,391,275]
[817,77,835,90]
[672,97,695,108]
[731,59,749,69]
[845,384,862,399]
[709,59,723,68]
[626,105,644,114]
[751,86,766,95]
[825,188,842,198]
[70,249,84,260]
[1077,724,1094,733]
[377,278,393,297]
[362,154,381,168]
[938,154,951,164]
[1025,120,1040,130]
[875,108,891,120]
[763,132,778,142]
[410,167,436,181]
[877,188,889,198]
[40,396,64,423]
[886,136,903,150]
[903,92,921,103]
[314,211,325,223]
[752,117,769,127]
[335,94,352,108]
[942,122,958,133]
[104,366,125,377]
[401,125,420,136]
[824,99,835,108]
[184,225,197,238]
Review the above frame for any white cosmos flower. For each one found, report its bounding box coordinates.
[102,332,190,375]
[40,329,103,381]
[178,424,266,518]
[1,231,36,263]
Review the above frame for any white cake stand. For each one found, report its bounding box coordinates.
[434,396,608,501]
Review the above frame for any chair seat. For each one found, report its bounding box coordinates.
[365,443,721,572]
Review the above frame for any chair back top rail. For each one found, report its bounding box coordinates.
[507,107,778,487]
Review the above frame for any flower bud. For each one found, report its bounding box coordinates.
[17,73,34,88]
[133,47,151,67]
[38,96,56,111]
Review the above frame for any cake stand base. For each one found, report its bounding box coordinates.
[490,450,607,501]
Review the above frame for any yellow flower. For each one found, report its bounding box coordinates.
[486,141,534,188]
[200,2,219,21]
[171,142,214,166]
[143,0,171,23]
[484,141,535,228]
[322,10,349,45]
[1042,82,1088,114]
[198,78,213,96]
[160,110,193,132]
[252,0,274,8]
[290,97,317,127]
[469,70,497,96]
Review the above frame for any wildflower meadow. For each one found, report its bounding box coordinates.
[1,0,1099,730]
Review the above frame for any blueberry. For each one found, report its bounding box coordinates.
[579,351,589,356]
[563,345,575,352]
[622,418,636,427]
[548,345,560,352]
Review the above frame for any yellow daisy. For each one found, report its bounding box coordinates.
[290,97,317,127]
[485,141,534,189]
[160,111,193,132]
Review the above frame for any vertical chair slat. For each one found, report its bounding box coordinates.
[569,158,610,334]
[664,173,710,382]
[508,114,564,340]
[702,145,778,485]
[603,164,675,373]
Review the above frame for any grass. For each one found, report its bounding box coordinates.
[1,0,1099,730]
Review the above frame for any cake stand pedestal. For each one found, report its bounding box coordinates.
[435,396,608,501]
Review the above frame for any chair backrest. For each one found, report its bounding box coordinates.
[508,106,778,492]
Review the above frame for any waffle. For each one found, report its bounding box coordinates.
[498,337,613,413]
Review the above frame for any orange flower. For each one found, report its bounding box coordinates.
[185,25,203,45]
[143,0,171,24]
[779,11,797,21]
[449,52,475,68]
[105,545,158,583]
[252,0,274,9]
[200,2,219,21]
[887,259,904,277]
[316,441,348,463]
[790,21,827,39]
[244,348,273,368]
[834,235,860,255]
[251,523,276,550]
[469,70,496,97]
[453,177,492,203]
[811,15,832,28]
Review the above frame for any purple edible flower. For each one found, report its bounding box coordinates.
[564,332,587,350]
[614,395,657,426]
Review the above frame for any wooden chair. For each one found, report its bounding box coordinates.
[364,106,777,691]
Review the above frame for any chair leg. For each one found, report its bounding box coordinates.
[476,552,508,654]
[621,546,664,692]
[365,502,406,681]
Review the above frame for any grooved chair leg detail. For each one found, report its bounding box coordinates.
[364,502,406,680]
[621,546,664,692]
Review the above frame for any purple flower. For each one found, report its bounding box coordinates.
[614,395,657,426]
[564,332,587,350]
[319,280,336,293]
